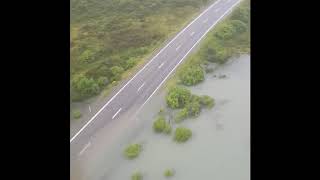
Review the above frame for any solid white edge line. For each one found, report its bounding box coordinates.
[134,0,241,116]
[137,82,146,92]
[70,0,224,143]
[112,108,122,119]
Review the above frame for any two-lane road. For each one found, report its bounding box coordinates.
[70,0,242,163]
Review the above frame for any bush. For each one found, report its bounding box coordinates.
[124,144,142,159]
[230,20,247,34]
[110,66,124,81]
[174,108,189,123]
[131,171,142,180]
[231,7,250,24]
[200,95,215,108]
[72,110,82,119]
[164,169,175,177]
[153,116,171,134]
[180,66,204,86]
[166,86,191,109]
[185,99,201,117]
[97,76,109,87]
[203,45,231,64]
[174,127,192,142]
[214,23,236,40]
[71,74,100,98]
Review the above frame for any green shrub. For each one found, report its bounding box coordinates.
[185,99,201,117]
[164,169,175,177]
[174,108,189,123]
[200,95,215,108]
[97,76,109,87]
[110,66,124,81]
[180,66,204,86]
[174,127,192,142]
[72,110,82,119]
[203,45,231,64]
[166,86,191,109]
[214,23,236,40]
[230,20,247,34]
[153,116,171,134]
[71,74,100,98]
[153,116,167,133]
[124,144,142,159]
[131,171,142,180]
[231,7,250,24]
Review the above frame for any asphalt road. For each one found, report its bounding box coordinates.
[70,0,242,166]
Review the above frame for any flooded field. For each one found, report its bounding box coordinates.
[73,54,250,180]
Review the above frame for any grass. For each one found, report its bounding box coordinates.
[70,0,216,102]
[164,168,175,177]
[131,171,143,180]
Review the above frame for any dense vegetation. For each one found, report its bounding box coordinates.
[179,66,204,86]
[166,86,191,109]
[164,169,175,177]
[71,0,212,101]
[174,127,192,142]
[131,171,143,180]
[124,144,142,159]
[153,116,172,134]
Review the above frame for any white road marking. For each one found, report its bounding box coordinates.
[135,0,241,116]
[176,45,181,51]
[214,8,221,12]
[78,142,91,156]
[203,18,208,23]
[137,82,146,92]
[89,106,91,113]
[112,108,122,119]
[70,0,225,143]
[158,62,165,69]
[190,31,195,36]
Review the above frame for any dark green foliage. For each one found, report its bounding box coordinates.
[230,20,247,34]
[71,74,100,100]
[180,66,205,86]
[124,144,142,159]
[166,86,191,109]
[203,44,231,64]
[110,66,124,81]
[97,76,109,87]
[174,127,192,142]
[214,23,236,40]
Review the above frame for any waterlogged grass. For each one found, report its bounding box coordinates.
[72,110,82,119]
[124,144,142,159]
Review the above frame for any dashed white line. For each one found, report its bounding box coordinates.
[158,62,165,69]
[176,45,181,51]
[89,106,91,113]
[137,82,146,92]
[190,31,195,36]
[78,142,91,156]
[112,108,122,119]
[203,18,208,23]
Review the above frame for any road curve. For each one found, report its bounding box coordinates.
[70,0,242,161]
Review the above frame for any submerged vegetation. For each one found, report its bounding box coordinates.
[174,127,192,142]
[124,144,142,159]
[71,0,212,101]
[164,168,175,177]
[131,171,143,180]
[153,116,172,134]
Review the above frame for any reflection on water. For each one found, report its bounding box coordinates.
[73,54,250,180]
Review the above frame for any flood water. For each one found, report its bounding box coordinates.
[73,54,250,180]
